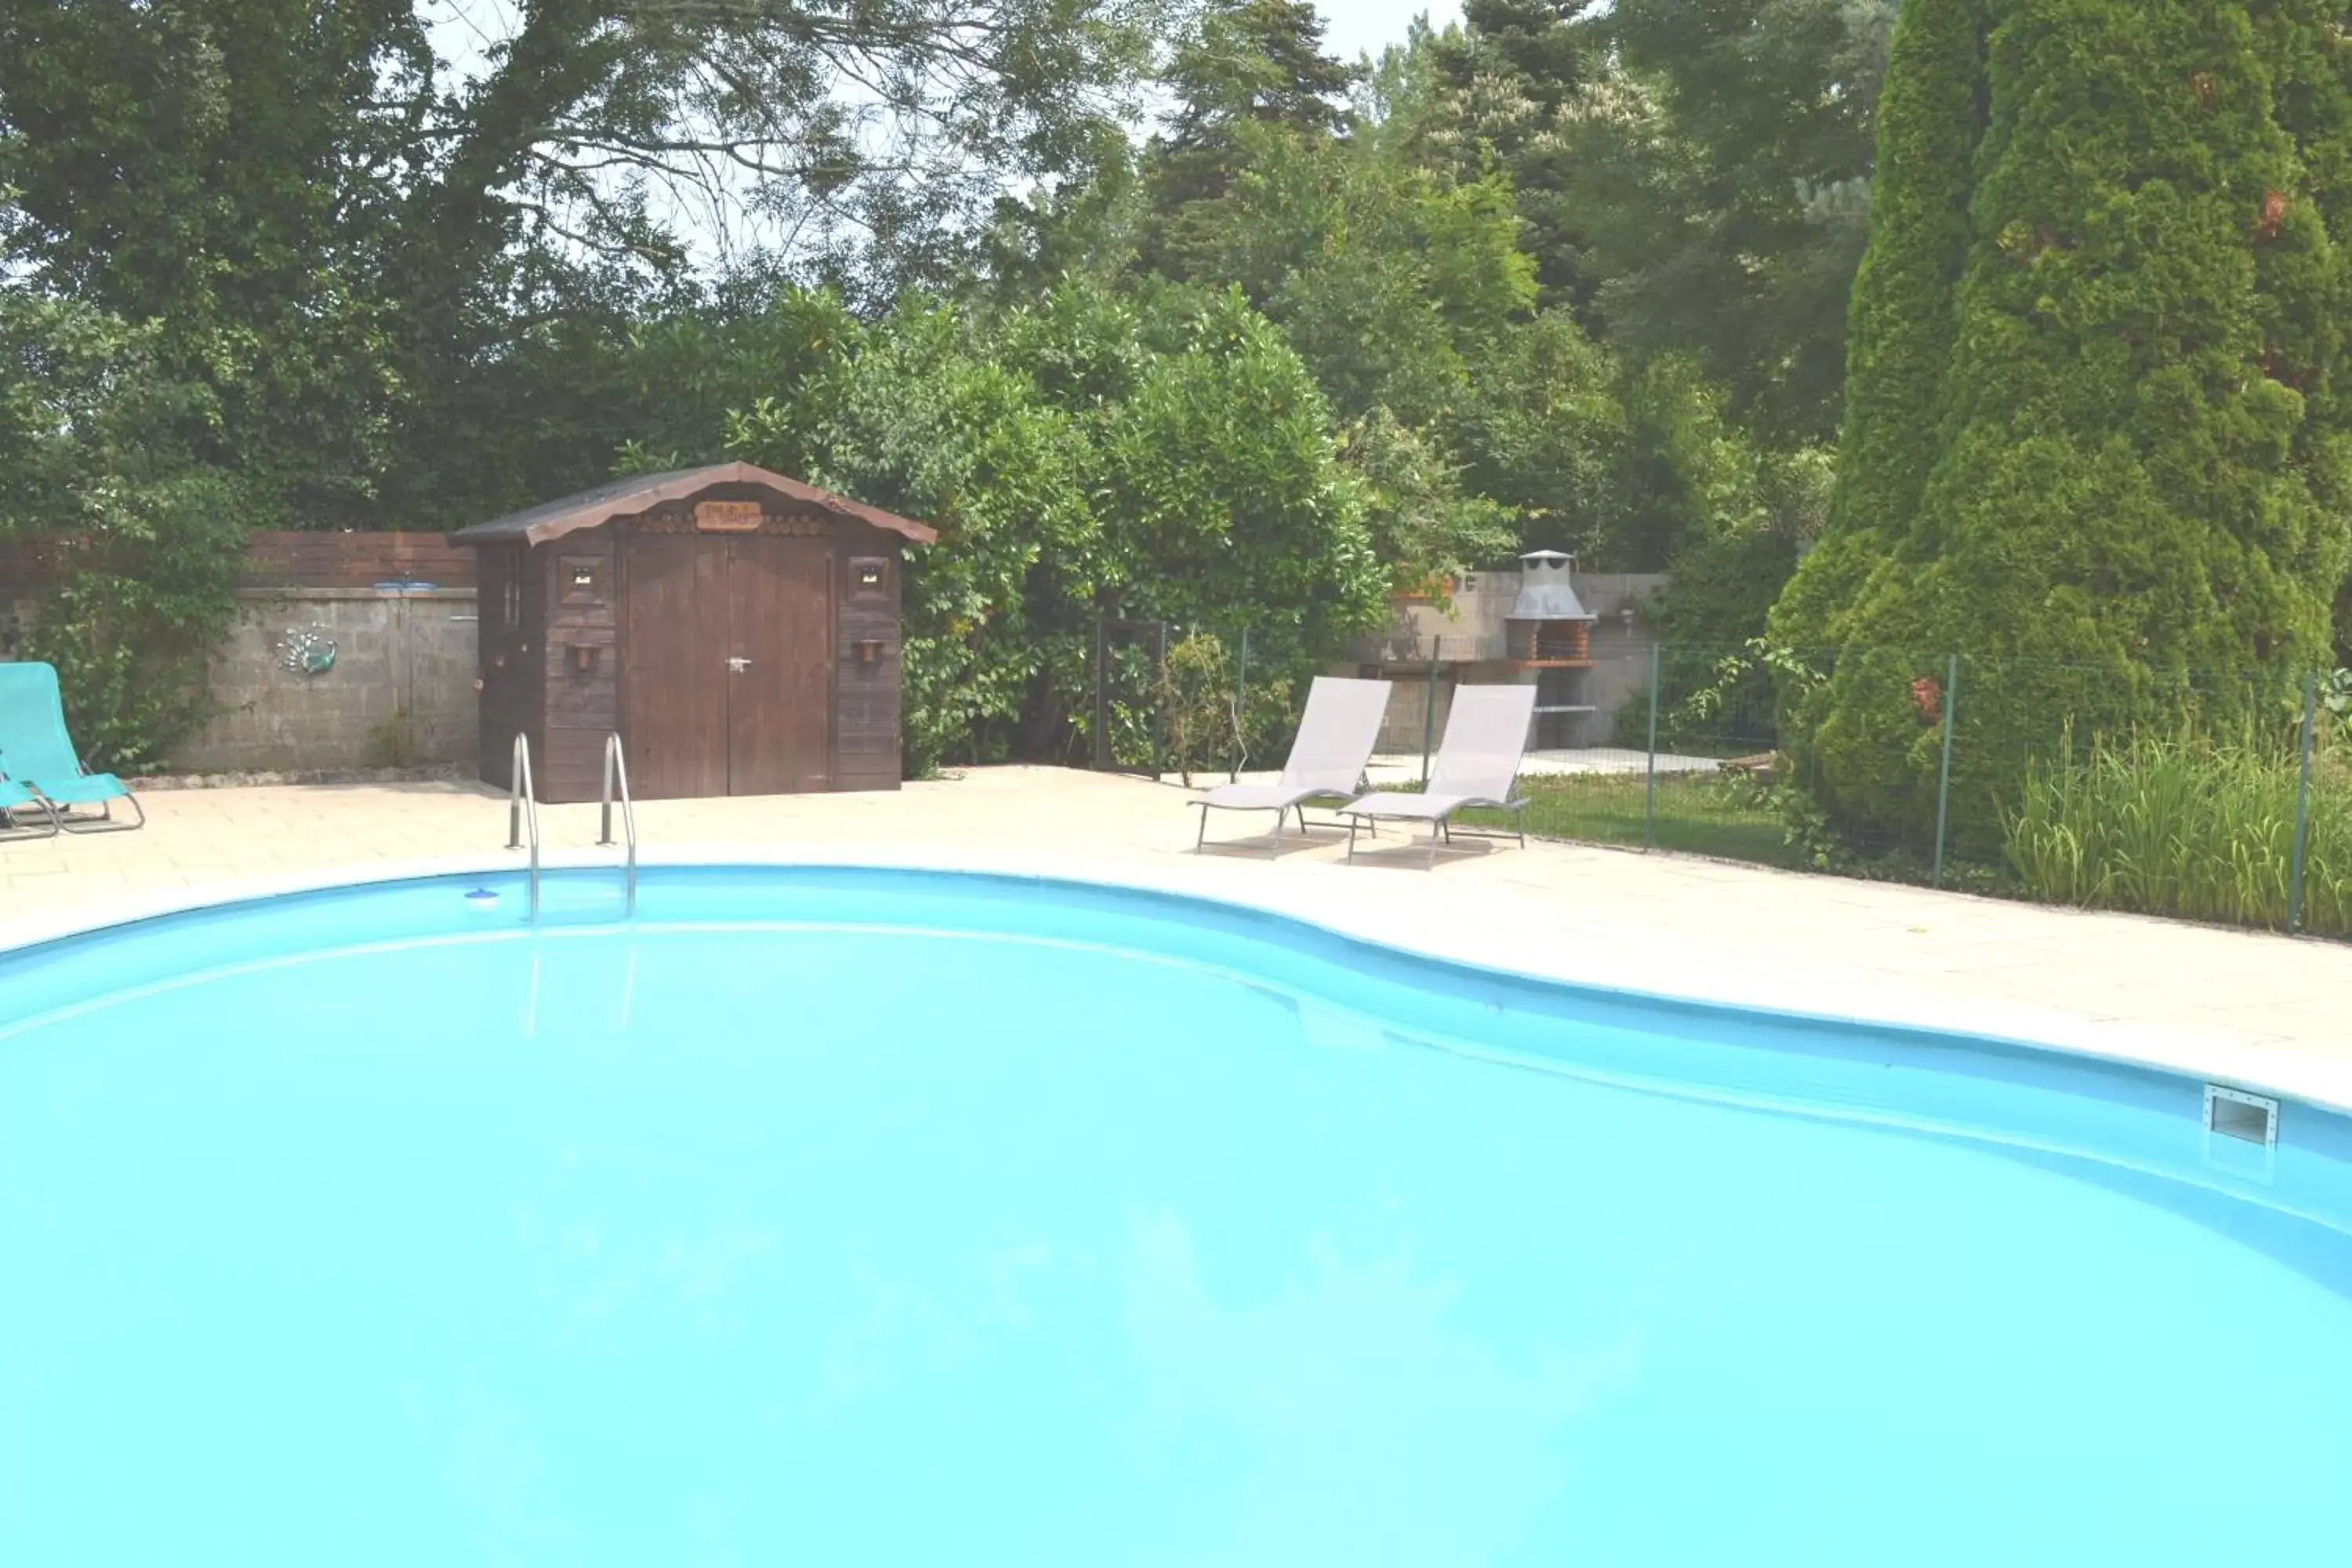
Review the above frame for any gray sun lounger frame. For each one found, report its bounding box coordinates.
[1340,684,1539,867]
[1,773,60,840]
[1191,676,1392,855]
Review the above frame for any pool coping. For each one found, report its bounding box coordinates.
[5,842,2345,1120]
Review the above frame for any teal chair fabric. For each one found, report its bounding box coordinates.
[0,662,140,832]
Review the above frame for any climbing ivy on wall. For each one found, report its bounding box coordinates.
[0,298,249,771]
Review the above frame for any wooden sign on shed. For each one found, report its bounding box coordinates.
[693,499,764,532]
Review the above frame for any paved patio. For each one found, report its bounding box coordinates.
[3,764,2349,1111]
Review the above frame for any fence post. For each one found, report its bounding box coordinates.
[2288,670,2318,935]
[1231,626,1249,785]
[1091,608,1109,771]
[1932,653,1959,889]
[1153,622,1171,777]
[1421,637,1441,787]
[1644,641,1661,851]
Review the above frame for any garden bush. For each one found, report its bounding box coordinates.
[717,281,1385,775]
[1,297,251,770]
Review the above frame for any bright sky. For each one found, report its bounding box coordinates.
[1317,0,1465,64]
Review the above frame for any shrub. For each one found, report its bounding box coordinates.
[17,482,248,771]
[721,281,1383,775]
[1152,631,1296,786]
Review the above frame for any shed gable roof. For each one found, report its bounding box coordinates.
[450,463,938,547]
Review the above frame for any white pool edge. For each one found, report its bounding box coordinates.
[3,844,2343,1119]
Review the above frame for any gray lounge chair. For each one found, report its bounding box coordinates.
[1340,684,1538,866]
[1191,676,1392,854]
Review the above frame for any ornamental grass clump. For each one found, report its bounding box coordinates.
[2004,728,2352,937]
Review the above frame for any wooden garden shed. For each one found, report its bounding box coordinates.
[452,463,935,803]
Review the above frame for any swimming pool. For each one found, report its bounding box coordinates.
[2,865,2347,1565]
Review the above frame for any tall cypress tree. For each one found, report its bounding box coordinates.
[1773,0,2352,848]
[1139,0,1355,282]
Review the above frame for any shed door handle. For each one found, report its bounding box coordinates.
[727,657,751,673]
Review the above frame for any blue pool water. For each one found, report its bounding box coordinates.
[2,866,2350,1565]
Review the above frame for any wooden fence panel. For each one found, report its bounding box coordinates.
[0,531,475,590]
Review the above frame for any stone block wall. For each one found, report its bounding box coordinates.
[171,588,479,773]
[1340,568,1671,754]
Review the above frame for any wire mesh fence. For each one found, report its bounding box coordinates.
[1093,626,2352,941]
[1083,614,1168,775]
[1948,655,2343,937]
[1080,615,1303,784]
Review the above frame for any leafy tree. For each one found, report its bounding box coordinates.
[717,280,1383,772]
[1584,0,1896,443]
[1140,0,1356,281]
[786,299,1102,769]
[0,296,249,768]
[1443,308,1628,556]
[0,0,1159,531]
[1339,410,1518,595]
[0,1,431,527]
[1418,0,1892,445]
[1092,285,1385,666]
[1421,2,1603,311]
[1247,132,1536,428]
[989,20,1601,585]
[1773,0,2352,850]
[1403,0,1864,607]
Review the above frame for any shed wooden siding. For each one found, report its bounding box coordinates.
[539,529,619,802]
[836,527,905,789]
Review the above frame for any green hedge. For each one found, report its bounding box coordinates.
[1773,0,2352,849]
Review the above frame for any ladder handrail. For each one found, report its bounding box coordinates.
[507,731,541,922]
[598,731,637,916]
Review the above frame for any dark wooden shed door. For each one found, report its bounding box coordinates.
[622,533,833,798]
[727,535,833,793]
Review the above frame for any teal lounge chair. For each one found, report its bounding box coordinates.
[0,662,144,833]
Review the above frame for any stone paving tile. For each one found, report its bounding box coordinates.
[2,857,68,877]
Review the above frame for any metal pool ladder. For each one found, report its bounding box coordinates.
[507,731,543,921]
[597,731,637,916]
[503,732,637,921]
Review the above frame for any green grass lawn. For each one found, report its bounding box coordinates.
[1394,770,1805,869]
